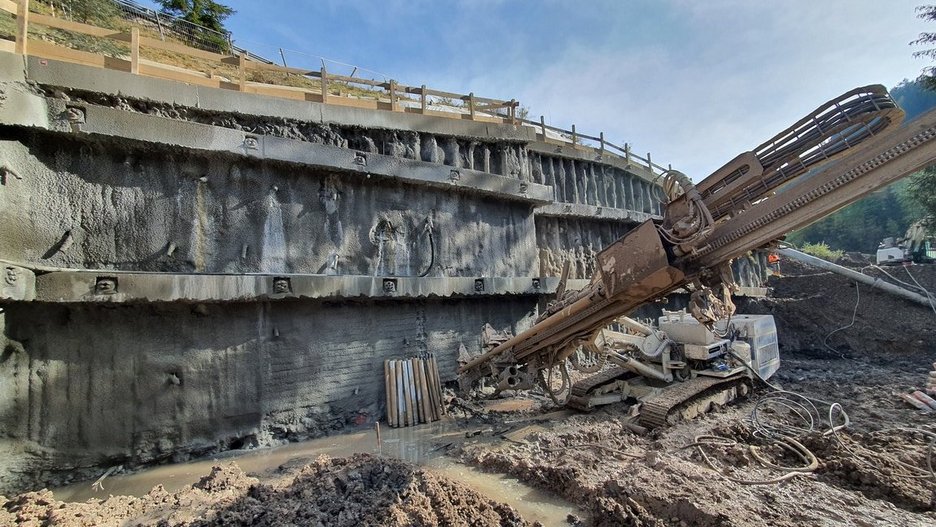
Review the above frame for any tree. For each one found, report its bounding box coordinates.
[156,0,235,35]
[904,9,936,226]
[913,5,936,89]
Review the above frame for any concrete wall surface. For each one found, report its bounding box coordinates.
[0,51,668,493]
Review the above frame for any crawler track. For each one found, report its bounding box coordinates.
[638,375,748,428]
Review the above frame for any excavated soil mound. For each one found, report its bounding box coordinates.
[0,454,532,527]
[736,258,936,358]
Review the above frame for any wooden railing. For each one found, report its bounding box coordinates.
[1,0,671,177]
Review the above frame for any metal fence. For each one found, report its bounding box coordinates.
[113,0,231,52]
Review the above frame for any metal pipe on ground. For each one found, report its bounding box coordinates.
[778,248,935,308]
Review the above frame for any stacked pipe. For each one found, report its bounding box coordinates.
[384,355,446,427]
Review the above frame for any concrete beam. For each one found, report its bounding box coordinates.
[534,202,657,222]
[65,104,552,204]
[28,270,563,303]
[526,141,658,184]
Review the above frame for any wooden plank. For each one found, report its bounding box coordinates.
[430,354,446,416]
[29,12,127,40]
[0,0,17,15]
[422,86,468,100]
[474,102,511,112]
[388,79,398,112]
[406,359,418,426]
[329,97,380,111]
[395,360,406,427]
[410,358,423,424]
[139,35,226,62]
[384,360,393,425]
[407,358,418,424]
[26,40,128,70]
[423,354,436,420]
[417,358,432,422]
[401,359,413,427]
[424,358,439,421]
[130,27,139,74]
[238,53,246,92]
[320,66,329,104]
[249,83,317,102]
[14,0,27,55]
[390,361,400,427]
[0,39,14,53]
[139,62,220,88]
[244,60,314,76]
[324,72,384,88]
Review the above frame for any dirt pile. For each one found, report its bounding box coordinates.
[736,259,936,358]
[0,454,533,527]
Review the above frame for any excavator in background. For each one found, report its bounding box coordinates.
[459,85,936,427]
[877,219,935,264]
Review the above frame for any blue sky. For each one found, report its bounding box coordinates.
[144,0,931,180]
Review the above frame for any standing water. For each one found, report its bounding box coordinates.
[50,421,586,526]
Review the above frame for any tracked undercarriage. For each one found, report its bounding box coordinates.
[560,311,766,426]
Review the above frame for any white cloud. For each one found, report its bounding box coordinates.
[447,0,931,179]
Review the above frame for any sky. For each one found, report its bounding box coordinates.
[144,0,932,180]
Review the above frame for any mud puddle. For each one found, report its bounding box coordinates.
[50,420,586,527]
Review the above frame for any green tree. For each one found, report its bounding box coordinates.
[903,8,936,226]
[913,5,936,90]
[156,0,235,52]
[787,77,936,251]
[156,0,235,34]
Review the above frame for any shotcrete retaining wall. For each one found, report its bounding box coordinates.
[0,51,755,493]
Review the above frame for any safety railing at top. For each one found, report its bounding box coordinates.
[518,116,672,177]
[1,0,670,178]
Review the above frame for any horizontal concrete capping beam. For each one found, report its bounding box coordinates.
[20,54,536,142]
[558,279,766,299]
[527,141,659,184]
[534,202,659,223]
[23,271,566,304]
[62,105,552,204]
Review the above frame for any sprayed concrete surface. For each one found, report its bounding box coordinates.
[0,47,676,496]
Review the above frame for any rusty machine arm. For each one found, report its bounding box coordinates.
[460,85,936,390]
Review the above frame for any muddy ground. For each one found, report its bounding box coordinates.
[0,454,532,527]
[3,257,936,526]
[459,258,936,526]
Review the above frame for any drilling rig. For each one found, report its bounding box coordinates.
[459,85,936,427]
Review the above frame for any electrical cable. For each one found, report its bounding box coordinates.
[904,265,936,317]
[822,281,860,356]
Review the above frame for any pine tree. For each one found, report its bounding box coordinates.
[156,0,235,35]
[913,6,936,89]
[907,6,936,227]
